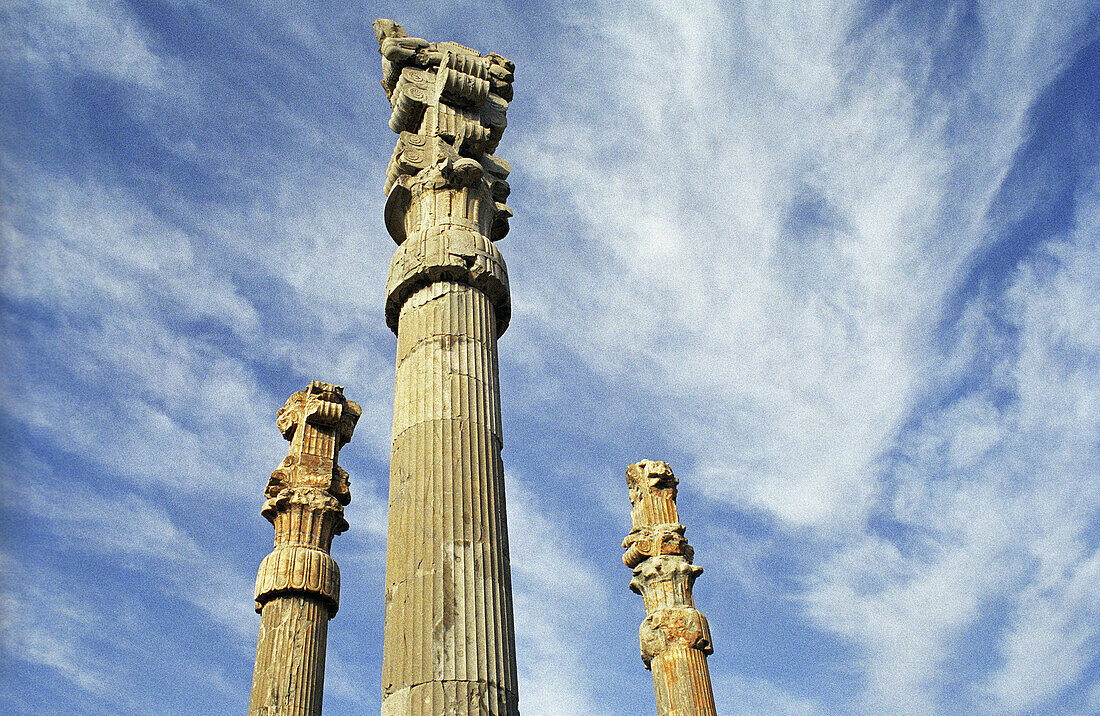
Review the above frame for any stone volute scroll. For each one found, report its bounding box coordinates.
[248,381,360,716]
[624,460,717,716]
[373,19,521,716]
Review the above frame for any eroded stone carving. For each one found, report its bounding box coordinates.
[373,18,515,335]
[373,20,520,716]
[249,381,360,716]
[623,523,695,568]
[624,460,717,716]
[640,607,714,668]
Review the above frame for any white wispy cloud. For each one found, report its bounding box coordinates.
[803,172,1100,714]
[4,0,169,90]
[507,1,1100,712]
[3,1,1098,713]
[508,474,610,715]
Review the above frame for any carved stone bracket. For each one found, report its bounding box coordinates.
[629,554,703,599]
[623,523,695,568]
[276,381,359,441]
[626,459,680,528]
[384,153,512,246]
[261,486,349,544]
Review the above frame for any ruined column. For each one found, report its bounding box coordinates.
[623,460,716,716]
[249,381,360,716]
[372,19,519,715]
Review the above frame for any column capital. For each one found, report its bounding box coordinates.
[629,554,703,596]
[255,382,360,611]
[275,380,360,450]
[254,545,341,616]
[384,224,510,335]
[627,459,680,528]
[623,523,695,568]
[266,381,360,506]
[374,18,515,336]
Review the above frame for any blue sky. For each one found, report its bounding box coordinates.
[2,1,1099,714]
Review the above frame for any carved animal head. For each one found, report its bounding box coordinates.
[626,459,679,505]
[373,18,406,45]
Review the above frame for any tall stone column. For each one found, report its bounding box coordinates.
[249,381,360,716]
[623,460,716,716]
[372,19,520,715]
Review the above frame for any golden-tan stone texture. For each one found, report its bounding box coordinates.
[373,18,519,715]
[249,381,360,716]
[624,460,717,716]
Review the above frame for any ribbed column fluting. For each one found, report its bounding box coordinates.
[651,646,717,716]
[382,280,518,715]
[249,596,330,714]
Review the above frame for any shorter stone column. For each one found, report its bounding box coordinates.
[623,460,716,716]
[249,381,360,716]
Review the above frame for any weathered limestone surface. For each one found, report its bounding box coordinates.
[249,381,360,716]
[251,596,329,716]
[624,460,717,716]
[373,19,519,715]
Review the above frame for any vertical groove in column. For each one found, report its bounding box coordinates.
[249,596,330,715]
[650,648,716,716]
[686,648,716,713]
[383,281,517,714]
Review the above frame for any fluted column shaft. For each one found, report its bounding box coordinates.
[382,280,518,714]
[650,646,715,716]
[250,596,330,714]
